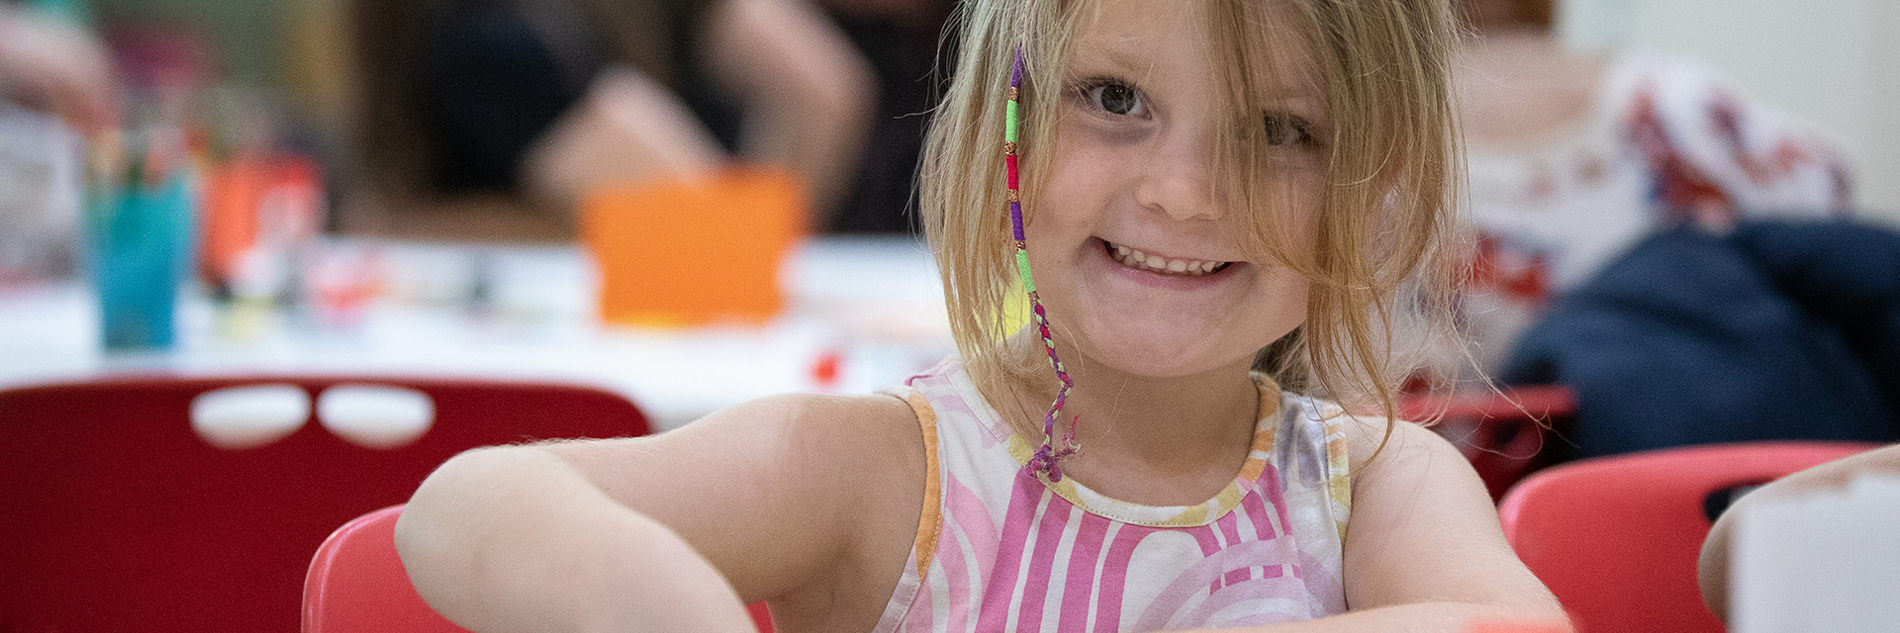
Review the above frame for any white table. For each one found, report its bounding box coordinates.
[0,235,954,431]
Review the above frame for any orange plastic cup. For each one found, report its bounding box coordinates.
[581,168,806,327]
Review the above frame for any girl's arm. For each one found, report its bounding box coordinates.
[1182,419,1571,632]
[394,393,925,633]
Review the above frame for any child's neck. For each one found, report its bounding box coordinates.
[985,339,1265,506]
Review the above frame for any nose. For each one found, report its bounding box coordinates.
[1131,128,1224,222]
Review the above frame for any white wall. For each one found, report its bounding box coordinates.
[1559,0,1900,225]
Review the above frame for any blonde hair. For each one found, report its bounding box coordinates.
[920,0,1463,422]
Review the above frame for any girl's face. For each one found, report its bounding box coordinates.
[1026,0,1327,378]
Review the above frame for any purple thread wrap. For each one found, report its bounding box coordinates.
[1011,47,1024,89]
[1010,201,1025,241]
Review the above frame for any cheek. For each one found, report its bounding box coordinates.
[1250,273,1312,351]
[1255,261,1311,306]
[1238,172,1325,267]
[1030,135,1122,230]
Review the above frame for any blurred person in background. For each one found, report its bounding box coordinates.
[1449,0,1852,377]
[0,2,118,284]
[1449,0,1898,461]
[804,0,953,234]
[0,1,119,136]
[342,0,876,242]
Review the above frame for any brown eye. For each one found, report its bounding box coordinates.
[1263,112,1311,146]
[1088,82,1146,116]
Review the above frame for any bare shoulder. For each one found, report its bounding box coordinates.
[709,392,929,625]
[539,391,919,480]
[648,391,925,519]
[759,391,921,440]
[1335,412,1494,539]
[691,392,922,479]
[1333,411,1469,482]
[1334,412,1562,616]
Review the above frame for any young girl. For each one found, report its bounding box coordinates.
[395,0,1570,631]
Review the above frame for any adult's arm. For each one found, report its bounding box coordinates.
[1697,443,1900,622]
[0,6,118,134]
[697,0,875,225]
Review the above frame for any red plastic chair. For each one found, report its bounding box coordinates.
[305,505,467,633]
[304,504,775,633]
[1404,385,1576,500]
[1497,441,1882,633]
[0,376,649,633]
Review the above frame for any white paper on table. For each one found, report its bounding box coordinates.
[0,103,83,281]
[1731,473,1900,633]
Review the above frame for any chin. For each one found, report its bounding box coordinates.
[1075,332,1255,380]
[1044,305,1261,377]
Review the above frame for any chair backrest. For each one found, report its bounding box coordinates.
[1497,441,1881,633]
[306,505,777,633]
[0,376,649,633]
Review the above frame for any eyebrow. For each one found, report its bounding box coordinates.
[1071,41,1164,80]
[1247,64,1326,112]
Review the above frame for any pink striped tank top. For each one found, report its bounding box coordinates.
[871,358,1354,632]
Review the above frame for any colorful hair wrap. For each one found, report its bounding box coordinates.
[1007,45,1080,482]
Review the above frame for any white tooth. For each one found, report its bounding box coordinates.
[1115,244,1131,259]
[1187,261,1204,273]
[1167,259,1187,273]
[1129,249,1147,264]
[1145,254,1165,269]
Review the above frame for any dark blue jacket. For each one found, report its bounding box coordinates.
[1503,220,1900,460]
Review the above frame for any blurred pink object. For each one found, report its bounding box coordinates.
[105,26,211,92]
[305,241,382,329]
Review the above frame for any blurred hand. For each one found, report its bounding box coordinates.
[0,7,121,135]
[521,68,726,211]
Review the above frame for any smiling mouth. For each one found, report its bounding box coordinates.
[1104,240,1234,277]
